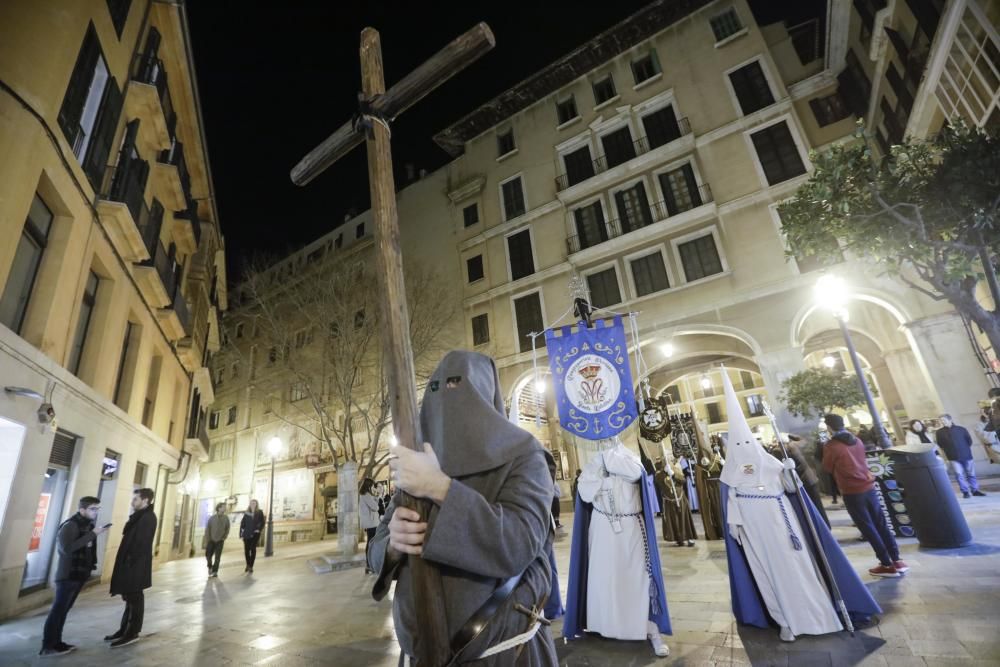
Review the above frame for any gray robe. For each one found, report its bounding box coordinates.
[369,446,558,665]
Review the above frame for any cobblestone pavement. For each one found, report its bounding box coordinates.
[2,478,999,666]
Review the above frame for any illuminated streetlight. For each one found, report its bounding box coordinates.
[700,374,712,390]
[534,377,546,394]
[660,342,674,358]
[822,352,837,369]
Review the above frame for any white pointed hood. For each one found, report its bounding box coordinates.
[718,366,783,488]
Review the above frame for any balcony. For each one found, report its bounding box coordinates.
[173,198,202,255]
[134,237,175,308]
[126,53,176,150]
[566,183,713,255]
[97,158,151,263]
[185,409,210,461]
[157,287,191,340]
[555,117,691,192]
[176,336,202,372]
[151,139,188,211]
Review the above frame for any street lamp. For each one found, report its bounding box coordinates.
[822,351,837,369]
[534,377,546,394]
[264,436,282,557]
[660,342,674,358]
[815,275,892,448]
[700,374,712,390]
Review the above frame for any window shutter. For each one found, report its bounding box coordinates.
[50,431,78,468]
[83,76,123,191]
[659,172,679,216]
[59,26,101,146]
[682,164,701,207]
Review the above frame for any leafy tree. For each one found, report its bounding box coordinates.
[778,367,870,420]
[779,124,1000,351]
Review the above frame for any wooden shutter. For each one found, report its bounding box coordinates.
[83,77,123,191]
[58,26,101,147]
[658,172,679,216]
[682,164,702,207]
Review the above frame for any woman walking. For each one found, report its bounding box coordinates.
[359,479,380,575]
[239,500,265,574]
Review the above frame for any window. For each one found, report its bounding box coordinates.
[706,402,724,423]
[355,222,365,239]
[556,96,578,125]
[506,229,535,280]
[664,385,681,404]
[601,126,636,168]
[750,121,806,185]
[290,382,307,402]
[630,252,670,297]
[614,182,653,233]
[133,461,147,488]
[231,362,240,379]
[563,145,595,187]
[500,177,526,220]
[513,292,545,353]
[0,195,54,333]
[112,321,135,408]
[58,26,122,188]
[631,53,660,85]
[658,163,703,216]
[678,233,724,281]
[586,268,622,309]
[463,203,479,228]
[710,8,743,42]
[809,93,850,126]
[573,202,608,250]
[729,61,774,115]
[354,309,366,329]
[642,105,682,149]
[106,0,132,37]
[235,322,244,338]
[839,49,872,118]
[745,394,765,417]
[334,233,343,249]
[215,365,225,386]
[209,410,220,429]
[592,75,617,105]
[466,255,484,283]
[67,271,100,375]
[497,129,515,156]
[227,406,237,425]
[739,370,755,390]
[210,439,234,461]
[471,313,490,346]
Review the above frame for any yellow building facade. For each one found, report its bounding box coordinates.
[0,0,225,618]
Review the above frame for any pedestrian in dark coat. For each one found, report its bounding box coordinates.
[106,488,157,647]
[239,499,265,573]
[39,496,107,657]
[935,414,986,498]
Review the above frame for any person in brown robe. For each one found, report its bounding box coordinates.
[696,449,726,540]
[653,459,696,546]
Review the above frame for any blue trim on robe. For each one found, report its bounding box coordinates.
[721,482,882,629]
[544,544,564,619]
[564,469,671,638]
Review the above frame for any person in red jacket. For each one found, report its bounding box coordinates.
[822,414,908,578]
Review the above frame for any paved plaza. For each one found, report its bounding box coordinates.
[2,479,999,666]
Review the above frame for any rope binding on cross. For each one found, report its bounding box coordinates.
[353,93,392,139]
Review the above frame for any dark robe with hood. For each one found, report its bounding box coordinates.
[368,351,559,665]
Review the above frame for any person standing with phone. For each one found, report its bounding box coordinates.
[106,488,157,648]
[39,496,107,657]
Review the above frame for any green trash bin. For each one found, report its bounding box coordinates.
[885,443,972,548]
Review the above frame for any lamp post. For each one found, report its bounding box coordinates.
[815,275,892,448]
[264,436,282,557]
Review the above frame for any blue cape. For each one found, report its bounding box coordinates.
[721,482,882,629]
[564,469,671,638]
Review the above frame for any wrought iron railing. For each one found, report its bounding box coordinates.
[132,53,177,137]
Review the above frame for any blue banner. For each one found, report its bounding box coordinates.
[545,315,637,441]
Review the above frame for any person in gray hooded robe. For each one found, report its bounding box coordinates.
[368,350,559,666]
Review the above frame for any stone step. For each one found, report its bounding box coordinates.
[307,551,367,574]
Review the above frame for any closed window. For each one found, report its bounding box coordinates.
[467,254,484,283]
[506,230,535,280]
[642,105,682,149]
[573,202,608,250]
[563,145,595,187]
[592,75,617,105]
[68,271,100,375]
[601,126,636,168]
[0,195,54,333]
[710,8,743,42]
[745,394,765,417]
[133,460,147,487]
[750,121,806,185]
[501,177,526,220]
[556,96,578,125]
[631,53,660,85]
[678,233,724,281]
[586,268,622,309]
[513,292,545,353]
[463,203,479,228]
[471,313,490,346]
[729,61,774,115]
[630,252,670,297]
[614,182,653,233]
[658,164,703,216]
[497,129,515,156]
[706,402,724,423]
[227,406,237,425]
[290,382,306,402]
[740,370,755,390]
[809,93,850,127]
[209,410,220,429]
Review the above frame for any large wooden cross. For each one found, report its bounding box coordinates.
[291,24,495,667]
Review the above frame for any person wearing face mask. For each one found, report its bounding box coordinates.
[934,414,986,499]
[905,420,933,447]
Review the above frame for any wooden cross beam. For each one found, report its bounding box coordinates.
[291,23,495,667]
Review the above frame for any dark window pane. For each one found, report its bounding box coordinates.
[557,96,578,125]
[586,268,622,309]
[678,234,724,281]
[68,271,100,375]
[630,252,670,297]
[463,204,479,227]
[658,163,702,216]
[593,76,617,105]
[564,145,595,186]
[711,8,744,41]
[106,0,132,37]
[707,402,724,423]
[497,130,515,156]
[514,292,545,353]
[729,61,774,115]
[614,182,652,233]
[809,92,851,126]
[573,202,608,250]
[501,177,526,219]
[466,255,484,283]
[0,195,53,333]
[740,370,755,389]
[355,222,365,238]
[601,126,636,168]
[471,313,490,346]
[643,105,681,149]
[58,26,102,154]
[750,122,806,185]
[507,229,535,280]
[631,54,659,84]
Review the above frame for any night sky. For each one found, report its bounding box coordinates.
[186,1,819,280]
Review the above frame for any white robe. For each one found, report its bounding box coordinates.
[578,445,650,640]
